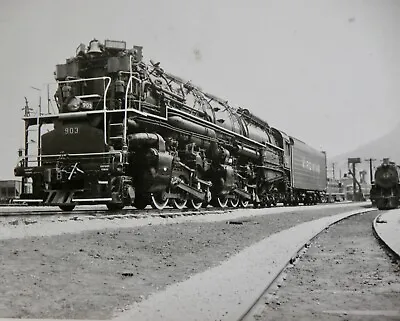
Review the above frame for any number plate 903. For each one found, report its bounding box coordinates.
[64,127,79,135]
[82,101,93,110]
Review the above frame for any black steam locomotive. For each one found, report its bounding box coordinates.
[370,159,400,210]
[14,39,327,211]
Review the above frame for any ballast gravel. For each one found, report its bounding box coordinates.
[0,204,368,319]
[257,210,400,321]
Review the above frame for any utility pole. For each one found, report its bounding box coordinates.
[22,97,31,196]
[23,97,32,117]
[348,158,361,201]
[332,162,336,180]
[364,158,376,185]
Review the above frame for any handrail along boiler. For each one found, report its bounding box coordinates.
[14,39,327,211]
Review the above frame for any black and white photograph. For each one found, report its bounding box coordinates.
[0,0,399,320]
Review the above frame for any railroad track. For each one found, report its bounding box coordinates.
[0,206,236,225]
[237,208,379,321]
[102,206,376,321]
[0,201,378,321]
[0,205,229,216]
[0,200,361,218]
[0,202,371,229]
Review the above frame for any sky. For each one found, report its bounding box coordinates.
[0,0,399,179]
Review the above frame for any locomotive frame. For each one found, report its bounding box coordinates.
[14,39,328,211]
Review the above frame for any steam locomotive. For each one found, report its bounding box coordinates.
[370,159,400,210]
[14,39,327,211]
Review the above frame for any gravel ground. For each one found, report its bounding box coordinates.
[256,211,400,321]
[0,204,367,319]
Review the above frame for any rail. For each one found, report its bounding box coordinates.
[17,151,123,166]
[124,74,143,147]
[56,76,112,113]
[46,77,111,146]
[23,77,113,167]
[168,106,284,151]
[21,69,284,169]
[21,84,170,168]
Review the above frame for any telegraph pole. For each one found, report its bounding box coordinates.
[23,97,31,117]
[22,97,31,195]
[365,158,376,184]
[332,162,336,179]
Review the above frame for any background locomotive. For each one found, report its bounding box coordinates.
[14,39,327,211]
[325,178,345,202]
[370,158,400,210]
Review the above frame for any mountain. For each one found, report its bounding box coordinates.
[328,122,400,183]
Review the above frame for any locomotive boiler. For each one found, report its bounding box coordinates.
[14,39,327,211]
[370,158,400,210]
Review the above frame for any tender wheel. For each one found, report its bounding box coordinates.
[151,192,169,210]
[171,198,187,210]
[106,203,124,211]
[228,198,239,208]
[59,204,75,212]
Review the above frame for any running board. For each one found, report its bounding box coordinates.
[72,198,113,203]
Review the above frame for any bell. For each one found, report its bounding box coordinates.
[87,39,102,55]
[133,45,143,62]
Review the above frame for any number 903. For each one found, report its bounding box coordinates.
[64,127,79,135]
